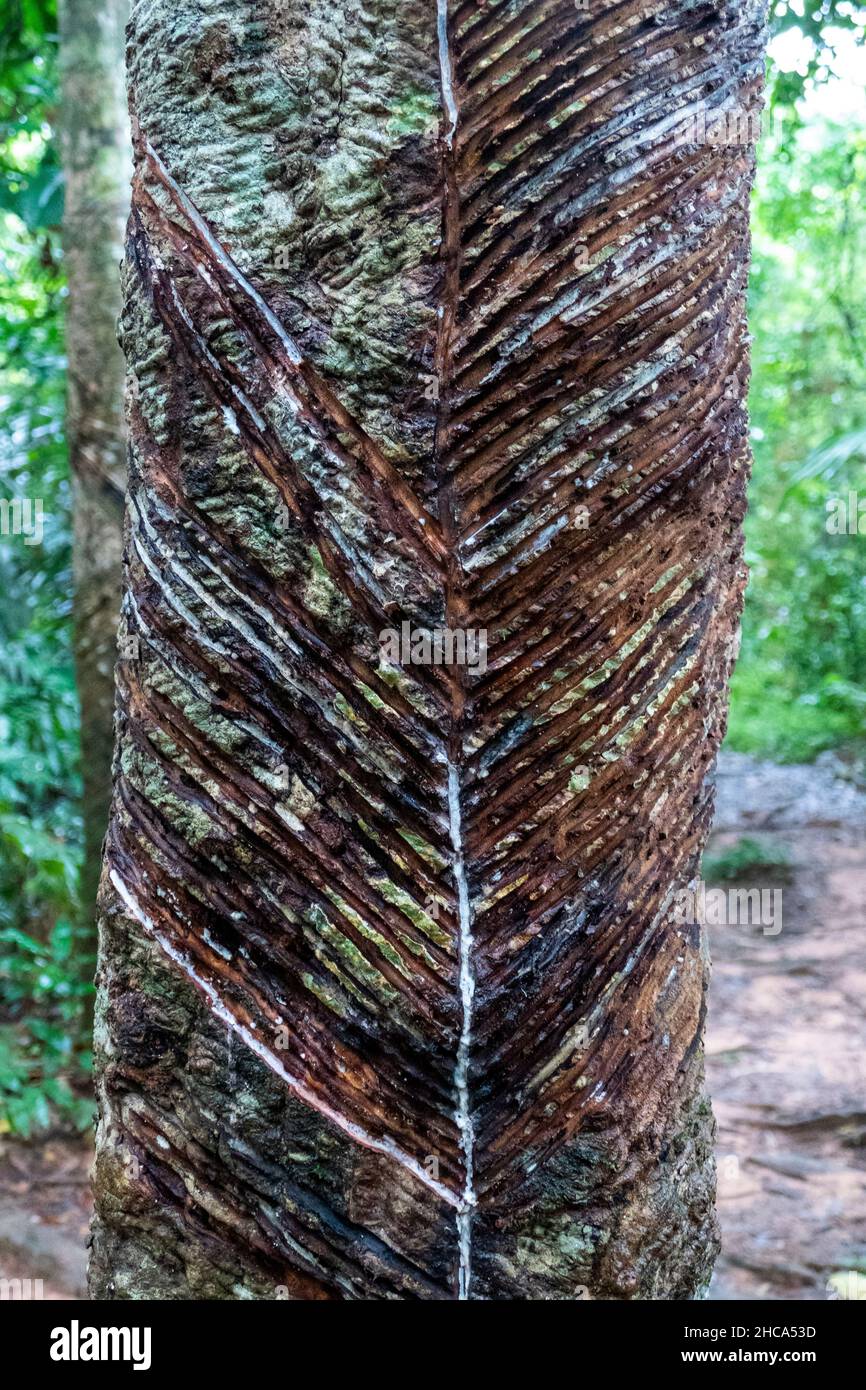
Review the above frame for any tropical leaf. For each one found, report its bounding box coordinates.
[0,150,64,231]
[788,426,866,489]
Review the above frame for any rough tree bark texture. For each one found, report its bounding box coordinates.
[59,0,130,919]
[91,0,766,1299]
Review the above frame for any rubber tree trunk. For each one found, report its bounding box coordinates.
[59,0,130,923]
[91,0,766,1300]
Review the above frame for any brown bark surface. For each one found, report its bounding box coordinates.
[91,0,766,1299]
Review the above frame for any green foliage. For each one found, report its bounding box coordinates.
[0,2,61,228]
[767,1,866,108]
[728,107,866,762]
[747,6,866,780]
[703,837,793,883]
[0,918,93,1136]
[0,0,90,1135]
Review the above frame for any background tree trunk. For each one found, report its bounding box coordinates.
[59,0,130,921]
[91,0,766,1300]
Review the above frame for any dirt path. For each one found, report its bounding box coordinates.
[707,752,866,1300]
[0,1134,90,1298]
[0,751,863,1300]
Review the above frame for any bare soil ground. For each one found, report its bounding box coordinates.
[0,1132,90,1298]
[707,752,866,1301]
[0,751,863,1301]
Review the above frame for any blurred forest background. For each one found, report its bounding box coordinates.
[0,0,864,1139]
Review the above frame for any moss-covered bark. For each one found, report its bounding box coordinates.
[91,0,766,1299]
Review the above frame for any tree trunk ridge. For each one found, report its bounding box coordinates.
[91,0,766,1300]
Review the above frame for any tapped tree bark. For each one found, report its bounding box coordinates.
[91,0,766,1300]
[59,0,130,922]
